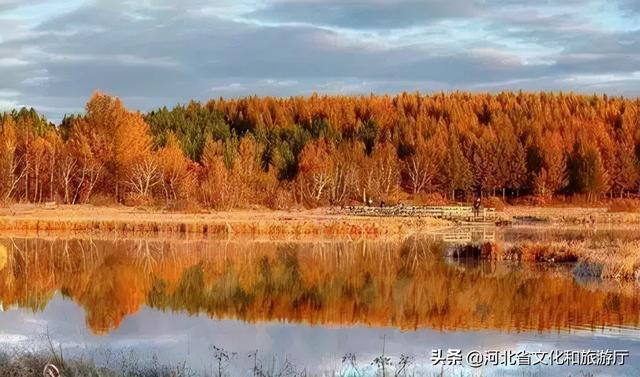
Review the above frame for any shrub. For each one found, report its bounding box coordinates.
[449,242,498,259]
[123,193,154,207]
[503,242,580,263]
[482,196,506,211]
[411,192,450,206]
[607,198,640,213]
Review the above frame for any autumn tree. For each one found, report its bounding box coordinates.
[126,157,161,198]
[59,143,80,204]
[495,124,526,199]
[199,137,236,209]
[157,133,194,203]
[567,141,610,201]
[442,134,472,200]
[533,132,567,198]
[0,117,22,201]
[297,138,335,205]
[471,131,499,197]
[66,128,105,204]
[3,91,640,207]
[402,132,444,194]
[67,92,153,201]
[232,134,276,205]
[329,141,362,204]
[366,140,401,201]
[608,129,639,197]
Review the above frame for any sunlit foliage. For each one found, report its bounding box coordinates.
[1,91,639,207]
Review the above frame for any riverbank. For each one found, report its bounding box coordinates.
[0,204,639,237]
[450,238,640,282]
[0,204,451,237]
[502,205,640,225]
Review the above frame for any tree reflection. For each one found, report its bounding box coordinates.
[0,237,638,334]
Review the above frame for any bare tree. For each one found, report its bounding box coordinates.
[1,154,26,202]
[59,154,78,204]
[126,157,161,197]
[403,136,442,195]
[71,158,104,204]
[0,119,26,202]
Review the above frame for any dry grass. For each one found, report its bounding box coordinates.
[0,349,194,377]
[0,204,450,237]
[503,206,640,225]
[448,238,640,281]
[448,240,580,263]
[495,239,640,281]
[482,196,507,211]
[0,346,485,377]
[574,242,640,280]
[607,198,640,213]
[502,241,580,263]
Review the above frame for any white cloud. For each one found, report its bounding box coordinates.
[0,0,639,122]
[0,99,19,110]
[0,57,29,67]
[0,89,20,97]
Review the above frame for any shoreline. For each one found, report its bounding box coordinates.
[0,204,452,237]
[0,204,640,237]
[502,206,640,225]
[0,204,639,237]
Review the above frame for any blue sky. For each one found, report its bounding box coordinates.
[0,0,639,122]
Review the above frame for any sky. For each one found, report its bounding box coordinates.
[0,0,639,122]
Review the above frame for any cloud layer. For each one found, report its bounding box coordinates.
[0,0,638,122]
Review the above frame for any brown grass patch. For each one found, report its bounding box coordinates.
[504,241,581,263]
[482,196,507,211]
[0,205,450,237]
[574,242,640,280]
[607,198,640,213]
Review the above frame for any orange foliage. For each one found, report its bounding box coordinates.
[2,91,640,207]
[0,237,639,334]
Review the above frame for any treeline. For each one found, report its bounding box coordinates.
[1,91,639,209]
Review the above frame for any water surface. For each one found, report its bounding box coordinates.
[0,228,638,376]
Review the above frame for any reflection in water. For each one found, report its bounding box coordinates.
[427,226,496,244]
[0,235,638,335]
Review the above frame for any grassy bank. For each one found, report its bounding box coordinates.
[451,240,640,281]
[3,203,640,238]
[0,204,450,237]
[502,205,640,225]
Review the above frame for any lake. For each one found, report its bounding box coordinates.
[0,227,639,376]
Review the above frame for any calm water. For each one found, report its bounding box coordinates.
[0,228,639,376]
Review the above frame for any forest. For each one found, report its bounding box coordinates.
[0,91,639,209]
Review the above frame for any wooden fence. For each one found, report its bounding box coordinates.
[334,205,496,222]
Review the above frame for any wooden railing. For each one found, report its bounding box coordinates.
[334,205,496,222]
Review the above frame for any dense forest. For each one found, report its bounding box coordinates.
[0,91,639,209]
